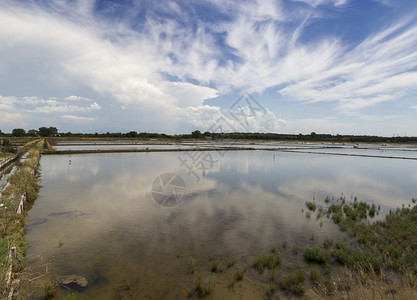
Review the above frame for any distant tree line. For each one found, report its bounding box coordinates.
[1,128,417,143]
[0,127,59,137]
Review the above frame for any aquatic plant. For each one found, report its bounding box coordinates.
[252,254,267,274]
[210,261,223,273]
[305,201,317,212]
[235,267,246,281]
[189,272,212,298]
[227,257,236,268]
[323,238,333,250]
[309,266,322,284]
[304,246,328,264]
[189,258,197,274]
[264,281,277,297]
[280,269,305,295]
[64,292,78,300]
[253,250,281,274]
[43,280,55,299]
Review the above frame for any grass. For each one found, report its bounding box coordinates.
[234,267,246,281]
[188,272,212,298]
[229,266,247,288]
[227,257,236,268]
[253,250,281,274]
[305,200,317,212]
[210,261,223,273]
[189,258,197,274]
[252,254,267,274]
[43,280,55,299]
[309,266,322,284]
[0,152,14,162]
[64,293,78,300]
[0,139,43,294]
[304,246,328,264]
[280,269,305,295]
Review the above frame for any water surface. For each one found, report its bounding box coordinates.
[23,150,417,298]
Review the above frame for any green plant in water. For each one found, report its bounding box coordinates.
[280,269,305,295]
[253,253,267,274]
[264,281,277,297]
[189,258,197,274]
[323,238,333,250]
[227,257,236,268]
[309,267,322,284]
[43,280,55,299]
[305,201,317,212]
[210,261,223,273]
[64,292,78,300]
[190,272,212,298]
[235,267,246,281]
[304,246,328,264]
[266,252,281,270]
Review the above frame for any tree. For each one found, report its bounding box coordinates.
[191,130,202,138]
[38,126,58,137]
[12,128,26,137]
[27,129,38,137]
[127,131,138,138]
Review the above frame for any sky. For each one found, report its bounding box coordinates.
[0,0,417,136]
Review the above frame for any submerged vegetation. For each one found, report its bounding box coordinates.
[0,139,44,297]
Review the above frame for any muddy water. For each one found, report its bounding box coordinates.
[23,151,417,299]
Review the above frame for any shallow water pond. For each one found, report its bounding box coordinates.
[23,150,417,299]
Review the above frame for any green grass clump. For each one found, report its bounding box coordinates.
[309,267,322,284]
[264,281,277,297]
[280,269,305,295]
[253,254,267,274]
[253,249,282,274]
[323,238,333,250]
[266,252,281,270]
[305,201,317,212]
[43,280,55,299]
[210,261,223,273]
[227,257,236,268]
[304,246,328,264]
[189,258,197,274]
[64,293,78,300]
[189,273,212,298]
[235,267,246,281]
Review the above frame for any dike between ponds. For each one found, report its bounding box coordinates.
[1,140,45,299]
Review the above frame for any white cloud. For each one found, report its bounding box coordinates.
[293,0,349,7]
[64,96,92,102]
[61,115,95,121]
[0,95,17,110]
[411,105,417,113]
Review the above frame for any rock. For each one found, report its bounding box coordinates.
[59,275,88,288]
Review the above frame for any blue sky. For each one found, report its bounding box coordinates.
[0,0,417,135]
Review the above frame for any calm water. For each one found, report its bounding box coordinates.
[23,150,417,299]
